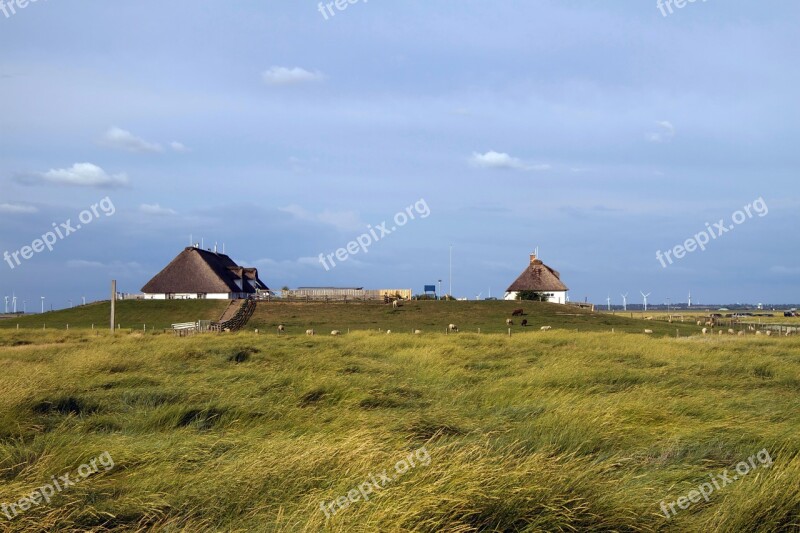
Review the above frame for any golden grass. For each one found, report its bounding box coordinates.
[0,329,798,531]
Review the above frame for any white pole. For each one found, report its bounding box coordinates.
[449,245,453,298]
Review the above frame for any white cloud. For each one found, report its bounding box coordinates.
[262,66,324,85]
[101,127,163,153]
[0,203,38,214]
[279,204,362,231]
[170,141,191,153]
[20,163,128,188]
[470,151,551,171]
[646,121,675,143]
[139,203,177,216]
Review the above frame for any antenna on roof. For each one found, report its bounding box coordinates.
[222,243,225,254]
[214,242,217,253]
[201,238,204,250]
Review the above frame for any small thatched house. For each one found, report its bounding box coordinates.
[504,253,569,304]
[142,246,269,300]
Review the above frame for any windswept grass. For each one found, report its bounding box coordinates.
[0,330,798,531]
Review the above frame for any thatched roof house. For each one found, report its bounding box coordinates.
[504,253,569,304]
[142,246,269,300]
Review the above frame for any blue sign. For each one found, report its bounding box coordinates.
[424,285,437,293]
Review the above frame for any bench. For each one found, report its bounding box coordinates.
[172,322,198,336]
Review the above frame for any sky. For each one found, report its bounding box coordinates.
[1,0,798,311]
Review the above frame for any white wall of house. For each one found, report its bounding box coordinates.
[504,291,567,304]
[144,293,232,300]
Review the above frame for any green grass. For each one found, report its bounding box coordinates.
[1,300,703,337]
[0,300,229,331]
[0,329,798,531]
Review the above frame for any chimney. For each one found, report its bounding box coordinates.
[530,252,538,264]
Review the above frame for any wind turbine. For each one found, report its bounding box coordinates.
[3,296,7,314]
[12,294,17,314]
[621,293,628,311]
[606,295,611,311]
[688,291,692,308]
[641,291,651,312]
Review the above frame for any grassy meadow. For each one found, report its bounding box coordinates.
[0,322,799,531]
[0,300,704,337]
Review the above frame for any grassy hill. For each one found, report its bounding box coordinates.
[0,300,229,331]
[0,329,798,531]
[0,300,703,337]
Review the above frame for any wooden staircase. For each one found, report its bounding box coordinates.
[213,299,257,332]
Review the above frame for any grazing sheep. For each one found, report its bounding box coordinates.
[386,330,392,334]
[644,329,653,334]
[521,319,528,327]
[766,331,772,336]
[702,328,708,335]
[414,329,422,335]
[448,324,459,332]
[512,308,524,316]
[756,331,763,336]
[728,329,735,335]
[506,319,513,326]
[306,329,315,336]
[718,330,723,336]
[277,324,285,334]
[392,300,399,309]
[331,330,341,336]
[738,331,745,336]
[697,320,703,326]
[644,316,653,321]
[540,326,552,331]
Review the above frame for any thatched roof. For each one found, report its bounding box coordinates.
[506,255,568,292]
[142,247,268,294]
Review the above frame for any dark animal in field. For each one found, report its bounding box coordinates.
[512,308,524,316]
[521,319,528,327]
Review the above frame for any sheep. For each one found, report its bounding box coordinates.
[448,324,459,332]
[331,330,341,336]
[755,331,763,336]
[738,331,745,336]
[414,329,422,335]
[521,319,528,327]
[702,328,708,335]
[644,316,653,321]
[697,320,704,326]
[277,324,285,334]
[306,329,315,336]
[766,331,772,336]
[506,319,513,326]
[644,329,653,334]
[728,329,735,335]
[718,330,723,336]
[540,326,552,331]
[386,330,392,334]
[392,300,399,309]
[512,308,524,316]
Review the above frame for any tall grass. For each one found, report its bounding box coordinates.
[0,330,798,531]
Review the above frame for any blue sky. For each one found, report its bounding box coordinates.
[1,0,798,310]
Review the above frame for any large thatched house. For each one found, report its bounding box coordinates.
[142,246,269,300]
[504,253,569,304]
